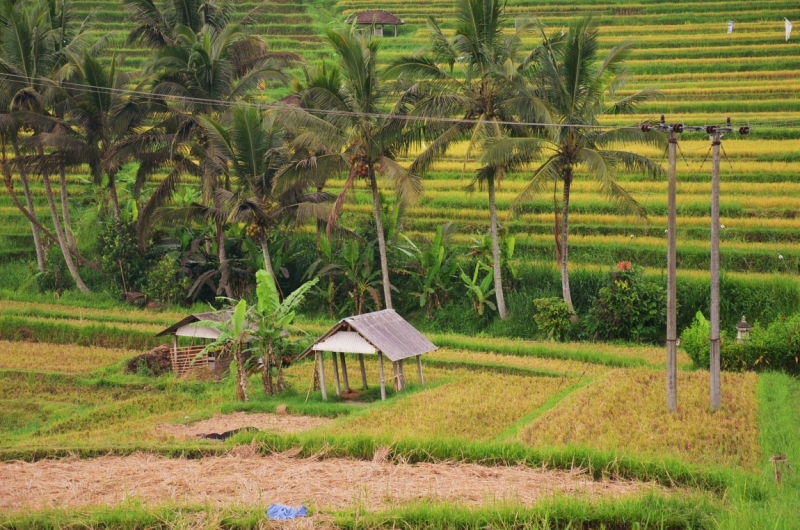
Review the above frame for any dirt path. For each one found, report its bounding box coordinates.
[0,449,655,513]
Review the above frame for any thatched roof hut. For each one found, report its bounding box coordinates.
[346,10,405,37]
[300,309,436,400]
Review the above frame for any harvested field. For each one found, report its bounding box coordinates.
[154,412,332,440]
[0,451,657,513]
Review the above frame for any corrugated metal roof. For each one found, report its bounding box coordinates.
[300,309,436,361]
[154,311,231,337]
[312,331,377,354]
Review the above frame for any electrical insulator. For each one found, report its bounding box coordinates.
[739,126,751,135]
[640,123,652,132]
[672,124,684,133]
[706,125,718,135]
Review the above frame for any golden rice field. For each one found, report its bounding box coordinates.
[0,342,134,373]
[520,368,761,470]
[325,372,569,442]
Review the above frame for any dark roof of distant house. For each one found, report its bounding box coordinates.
[347,10,405,25]
[299,309,436,362]
[155,311,231,337]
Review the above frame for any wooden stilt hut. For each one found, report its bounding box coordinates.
[155,312,233,379]
[299,309,436,400]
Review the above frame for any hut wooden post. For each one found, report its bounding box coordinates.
[378,352,386,400]
[317,351,327,401]
[416,355,424,385]
[332,352,341,397]
[339,352,350,392]
[171,335,178,373]
[398,359,406,390]
[394,24,397,37]
[359,354,368,389]
[392,361,400,391]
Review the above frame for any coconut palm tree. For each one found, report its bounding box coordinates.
[200,106,334,285]
[274,26,424,310]
[131,13,298,297]
[0,0,104,283]
[385,0,549,319]
[499,19,665,312]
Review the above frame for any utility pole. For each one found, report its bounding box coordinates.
[645,117,749,412]
[649,116,683,413]
[666,125,678,413]
[709,126,722,411]
[706,118,749,411]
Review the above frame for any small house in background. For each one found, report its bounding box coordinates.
[346,10,405,37]
[299,309,437,400]
[155,312,233,379]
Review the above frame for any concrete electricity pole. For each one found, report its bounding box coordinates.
[709,126,722,411]
[666,127,678,413]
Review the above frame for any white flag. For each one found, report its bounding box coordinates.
[786,18,793,41]
[727,21,734,34]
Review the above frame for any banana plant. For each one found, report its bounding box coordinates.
[197,299,251,401]
[460,262,497,317]
[250,269,318,395]
[400,223,458,320]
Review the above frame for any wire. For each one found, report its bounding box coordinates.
[0,70,773,131]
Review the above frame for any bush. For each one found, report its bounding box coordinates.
[97,218,156,294]
[532,297,574,341]
[682,312,800,374]
[584,262,667,344]
[144,256,189,305]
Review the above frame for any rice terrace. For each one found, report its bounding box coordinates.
[1,0,799,527]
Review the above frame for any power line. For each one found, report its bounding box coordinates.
[0,71,640,130]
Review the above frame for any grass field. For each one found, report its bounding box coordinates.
[0,297,799,527]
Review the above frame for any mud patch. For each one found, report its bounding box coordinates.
[154,412,332,440]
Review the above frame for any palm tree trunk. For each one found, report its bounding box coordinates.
[369,168,392,310]
[41,164,90,293]
[261,238,278,285]
[13,142,45,272]
[261,342,274,396]
[60,164,76,249]
[487,174,507,319]
[2,168,101,272]
[215,218,234,298]
[560,172,574,314]
[108,170,121,220]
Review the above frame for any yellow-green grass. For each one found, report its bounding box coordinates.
[324,371,568,442]
[520,368,760,470]
[429,334,674,367]
[0,341,134,373]
[428,348,611,377]
[0,300,185,327]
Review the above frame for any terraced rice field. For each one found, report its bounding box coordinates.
[2,0,799,282]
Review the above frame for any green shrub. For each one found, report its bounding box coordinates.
[584,262,667,344]
[144,256,189,305]
[97,219,156,294]
[532,297,574,341]
[682,312,800,374]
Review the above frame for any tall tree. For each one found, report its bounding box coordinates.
[505,19,664,312]
[0,0,103,283]
[132,8,298,297]
[275,26,423,310]
[386,0,549,319]
[195,106,332,291]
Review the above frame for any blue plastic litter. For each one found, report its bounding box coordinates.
[267,504,308,520]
